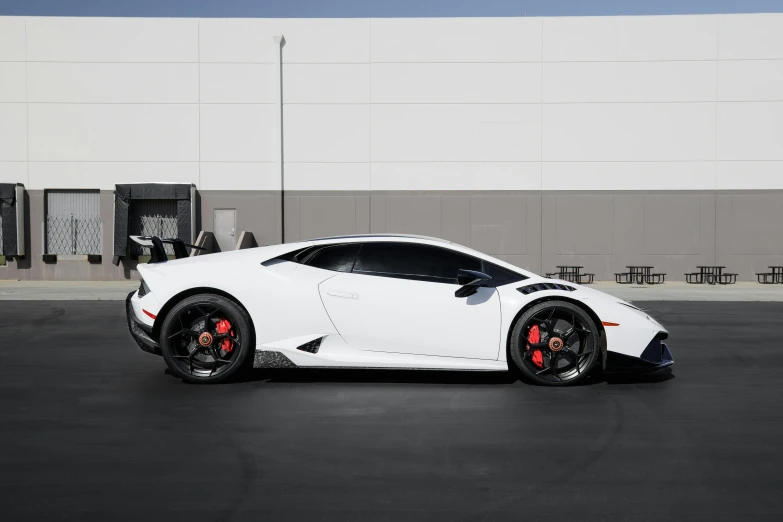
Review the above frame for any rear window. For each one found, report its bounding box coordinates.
[303,244,360,273]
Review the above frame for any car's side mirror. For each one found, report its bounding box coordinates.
[455,269,492,298]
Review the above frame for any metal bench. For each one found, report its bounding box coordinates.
[756,266,783,284]
[615,266,665,285]
[686,266,736,285]
[546,266,594,284]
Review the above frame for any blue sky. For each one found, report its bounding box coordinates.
[1,0,782,18]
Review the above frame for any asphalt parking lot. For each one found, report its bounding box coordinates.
[1,300,782,521]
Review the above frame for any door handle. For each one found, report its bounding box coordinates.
[327,290,357,299]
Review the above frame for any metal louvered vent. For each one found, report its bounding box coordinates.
[296,337,323,354]
[517,282,577,295]
[45,190,103,255]
[129,199,179,256]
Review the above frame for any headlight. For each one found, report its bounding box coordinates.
[138,279,150,297]
[620,301,662,327]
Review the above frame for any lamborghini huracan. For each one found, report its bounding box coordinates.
[126,234,673,385]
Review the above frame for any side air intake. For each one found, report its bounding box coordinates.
[517,282,576,295]
[296,337,324,354]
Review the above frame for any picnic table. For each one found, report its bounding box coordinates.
[685,266,737,285]
[545,265,594,284]
[615,265,665,285]
[756,266,783,284]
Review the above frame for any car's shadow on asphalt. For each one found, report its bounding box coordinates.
[232,367,675,386]
[603,367,675,385]
[243,368,519,385]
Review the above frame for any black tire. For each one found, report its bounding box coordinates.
[509,300,601,386]
[160,294,254,384]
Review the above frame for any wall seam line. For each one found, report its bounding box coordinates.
[540,18,544,272]
[369,17,373,225]
[715,15,720,264]
[197,18,201,191]
[24,18,29,187]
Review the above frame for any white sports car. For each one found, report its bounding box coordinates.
[126,234,673,386]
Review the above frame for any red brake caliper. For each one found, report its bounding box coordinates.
[215,319,235,353]
[527,324,544,369]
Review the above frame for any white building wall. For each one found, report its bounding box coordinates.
[1,14,783,191]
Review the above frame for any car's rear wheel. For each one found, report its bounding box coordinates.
[509,300,600,386]
[160,294,253,384]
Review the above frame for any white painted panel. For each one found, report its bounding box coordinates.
[0,162,27,185]
[542,162,715,191]
[283,64,369,104]
[717,161,783,190]
[543,15,717,62]
[28,104,199,161]
[544,61,716,103]
[719,13,783,60]
[718,102,783,160]
[200,104,276,162]
[371,18,542,63]
[199,18,368,64]
[200,162,279,191]
[283,104,370,162]
[372,104,541,162]
[718,60,783,102]
[0,103,27,161]
[285,163,370,191]
[28,162,198,190]
[200,64,277,103]
[278,18,370,64]
[372,162,541,191]
[28,63,199,103]
[543,103,715,161]
[0,17,26,61]
[372,63,541,104]
[0,62,26,102]
[26,17,198,62]
[199,19,279,63]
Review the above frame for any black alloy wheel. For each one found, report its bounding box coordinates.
[510,301,600,386]
[160,294,253,383]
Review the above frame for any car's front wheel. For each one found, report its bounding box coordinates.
[509,300,600,386]
[160,294,254,384]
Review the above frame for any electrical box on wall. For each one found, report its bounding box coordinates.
[0,183,25,258]
[15,184,25,257]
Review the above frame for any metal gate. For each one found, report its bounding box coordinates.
[129,199,178,256]
[46,190,102,255]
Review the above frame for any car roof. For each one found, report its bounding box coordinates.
[307,233,451,244]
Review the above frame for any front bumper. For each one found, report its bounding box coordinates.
[605,336,674,373]
[126,291,160,355]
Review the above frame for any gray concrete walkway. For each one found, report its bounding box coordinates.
[1,280,783,301]
[0,281,138,300]
[591,281,783,301]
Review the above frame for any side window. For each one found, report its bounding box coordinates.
[303,244,360,273]
[481,261,527,287]
[352,242,481,284]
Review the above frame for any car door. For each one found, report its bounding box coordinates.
[315,242,501,360]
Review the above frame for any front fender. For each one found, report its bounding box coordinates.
[579,298,667,359]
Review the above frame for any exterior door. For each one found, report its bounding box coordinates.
[316,242,501,360]
[213,209,236,252]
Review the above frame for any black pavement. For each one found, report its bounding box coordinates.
[0,301,781,521]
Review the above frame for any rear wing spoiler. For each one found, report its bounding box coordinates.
[130,236,206,263]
